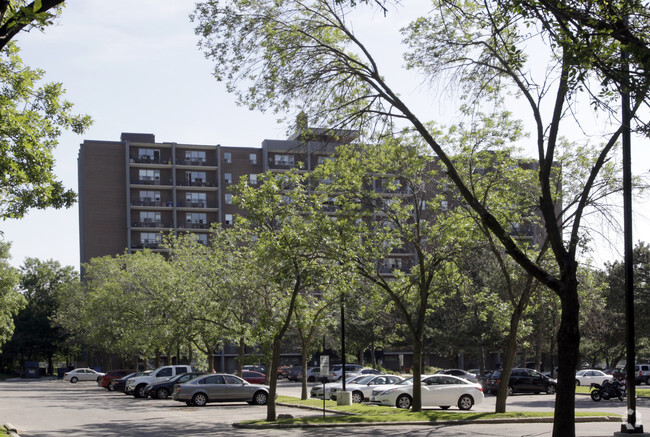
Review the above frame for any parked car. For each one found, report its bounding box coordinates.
[604,368,626,381]
[99,369,136,389]
[240,371,266,384]
[287,367,302,382]
[346,368,384,378]
[486,368,557,395]
[436,369,479,383]
[126,365,193,398]
[330,374,404,403]
[297,367,321,382]
[109,371,151,392]
[145,372,208,399]
[328,364,364,382]
[575,369,613,386]
[171,373,274,406]
[634,364,650,385]
[310,375,369,400]
[371,374,484,410]
[63,368,105,383]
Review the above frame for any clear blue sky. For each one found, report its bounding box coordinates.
[1,1,647,271]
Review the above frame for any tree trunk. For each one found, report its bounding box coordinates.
[266,335,282,421]
[495,309,523,413]
[411,336,423,412]
[552,284,580,437]
[300,344,309,400]
[237,337,245,375]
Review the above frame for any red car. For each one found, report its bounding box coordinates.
[241,371,266,384]
[100,369,136,390]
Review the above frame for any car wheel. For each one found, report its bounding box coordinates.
[134,384,147,398]
[192,393,208,407]
[575,380,580,386]
[458,394,474,411]
[506,386,514,396]
[546,384,556,394]
[351,391,364,403]
[396,394,412,409]
[253,391,268,405]
[70,377,78,383]
[440,406,450,410]
[157,387,169,399]
[308,376,315,382]
[108,385,114,391]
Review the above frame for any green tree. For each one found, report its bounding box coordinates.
[0,241,22,355]
[0,1,65,52]
[1,0,92,220]
[234,169,342,420]
[315,138,466,411]
[192,1,647,431]
[4,259,76,374]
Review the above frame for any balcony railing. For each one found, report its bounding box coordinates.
[131,199,163,207]
[182,223,211,229]
[132,221,168,228]
[176,181,217,187]
[180,201,208,208]
[176,159,217,166]
[133,178,163,185]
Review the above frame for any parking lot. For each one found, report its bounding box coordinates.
[1,378,646,436]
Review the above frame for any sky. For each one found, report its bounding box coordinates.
[1,1,648,272]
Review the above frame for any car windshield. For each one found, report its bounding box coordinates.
[355,376,375,385]
[346,376,365,384]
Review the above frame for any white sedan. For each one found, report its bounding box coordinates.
[310,375,368,400]
[63,368,105,383]
[372,374,484,410]
[330,374,405,403]
[575,369,613,386]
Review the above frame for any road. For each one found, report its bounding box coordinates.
[0,378,646,436]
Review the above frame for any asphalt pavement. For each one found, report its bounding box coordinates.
[1,378,647,436]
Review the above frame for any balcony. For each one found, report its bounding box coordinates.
[131,199,164,207]
[133,177,162,185]
[132,221,168,229]
[180,201,208,208]
[182,222,211,230]
[176,180,217,188]
[132,240,161,249]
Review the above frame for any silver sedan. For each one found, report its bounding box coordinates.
[171,373,273,406]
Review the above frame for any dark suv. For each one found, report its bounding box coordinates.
[486,368,557,395]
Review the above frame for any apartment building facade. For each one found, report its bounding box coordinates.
[78,130,356,265]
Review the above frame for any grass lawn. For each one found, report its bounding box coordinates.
[241,395,618,426]
[0,428,8,436]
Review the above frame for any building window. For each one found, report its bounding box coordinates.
[186,213,207,227]
[185,150,206,164]
[274,154,294,166]
[249,174,257,185]
[140,232,161,247]
[185,171,206,185]
[225,194,233,204]
[138,148,158,162]
[140,211,161,226]
[224,152,232,163]
[249,153,257,164]
[224,173,232,184]
[138,169,160,184]
[224,214,233,225]
[138,190,160,206]
[196,234,209,245]
[186,192,207,207]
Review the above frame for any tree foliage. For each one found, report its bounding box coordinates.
[0,241,22,354]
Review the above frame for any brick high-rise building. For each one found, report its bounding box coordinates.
[78,130,356,265]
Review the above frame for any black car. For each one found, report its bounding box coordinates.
[486,368,557,395]
[145,372,208,399]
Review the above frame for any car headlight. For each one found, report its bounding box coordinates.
[378,388,399,396]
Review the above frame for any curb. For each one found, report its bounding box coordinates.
[233,415,622,429]
[4,422,20,437]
